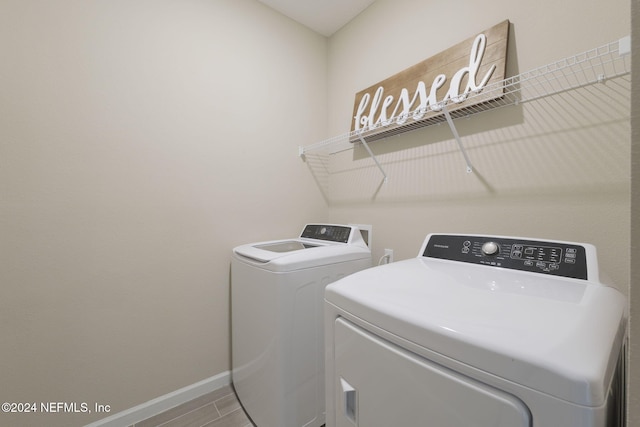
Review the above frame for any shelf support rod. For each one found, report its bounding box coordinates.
[442,104,474,173]
[356,132,388,183]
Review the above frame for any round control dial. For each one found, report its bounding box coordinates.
[481,241,500,256]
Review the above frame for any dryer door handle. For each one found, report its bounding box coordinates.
[340,377,358,425]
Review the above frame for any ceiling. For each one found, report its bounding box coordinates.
[256,0,377,37]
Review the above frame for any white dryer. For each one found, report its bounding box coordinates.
[232,224,372,427]
[325,234,627,427]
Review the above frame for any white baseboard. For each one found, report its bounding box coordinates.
[84,371,231,427]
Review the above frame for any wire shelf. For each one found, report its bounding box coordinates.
[300,36,631,157]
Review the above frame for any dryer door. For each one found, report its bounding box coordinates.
[333,318,531,427]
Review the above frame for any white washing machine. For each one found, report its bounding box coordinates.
[232,224,372,427]
[325,234,627,427]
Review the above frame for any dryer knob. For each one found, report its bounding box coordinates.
[482,241,500,256]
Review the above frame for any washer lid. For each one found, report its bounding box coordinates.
[254,240,320,254]
[234,240,370,271]
[325,257,627,407]
[233,225,370,272]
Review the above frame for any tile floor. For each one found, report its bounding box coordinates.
[129,385,254,427]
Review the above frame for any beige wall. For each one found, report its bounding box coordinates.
[325,0,634,422]
[326,0,630,289]
[630,0,639,424]
[0,0,328,425]
[1,0,636,426]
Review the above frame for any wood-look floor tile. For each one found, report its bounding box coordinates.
[160,401,221,427]
[134,385,233,427]
[214,393,242,417]
[203,407,252,427]
[134,384,255,427]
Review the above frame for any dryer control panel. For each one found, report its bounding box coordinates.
[423,234,588,280]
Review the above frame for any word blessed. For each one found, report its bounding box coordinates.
[354,34,496,133]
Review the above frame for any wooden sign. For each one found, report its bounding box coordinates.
[351,20,510,141]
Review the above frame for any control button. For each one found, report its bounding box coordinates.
[482,241,500,256]
[565,258,576,264]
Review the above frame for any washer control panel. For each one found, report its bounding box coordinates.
[300,224,352,243]
[423,234,588,280]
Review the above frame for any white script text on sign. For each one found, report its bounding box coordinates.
[350,20,509,142]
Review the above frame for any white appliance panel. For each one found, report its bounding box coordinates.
[324,234,627,427]
[232,224,372,427]
[333,318,531,427]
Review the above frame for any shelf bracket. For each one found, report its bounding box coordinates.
[442,104,474,173]
[356,132,389,183]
